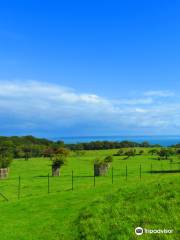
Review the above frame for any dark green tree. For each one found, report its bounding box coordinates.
[157,148,174,160]
[124,149,136,159]
[0,141,13,168]
[51,148,70,176]
[148,149,158,155]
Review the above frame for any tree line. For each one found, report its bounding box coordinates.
[0,136,163,159]
[1,135,180,163]
[114,148,179,160]
[66,140,161,150]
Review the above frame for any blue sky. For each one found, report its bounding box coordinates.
[0,0,180,137]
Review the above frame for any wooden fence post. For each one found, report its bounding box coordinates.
[94,170,96,187]
[72,170,74,190]
[48,173,50,194]
[126,164,127,181]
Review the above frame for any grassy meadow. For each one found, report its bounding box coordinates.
[0,148,179,239]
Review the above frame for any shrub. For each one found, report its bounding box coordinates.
[52,148,70,167]
[148,149,158,155]
[94,156,113,166]
[157,148,174,160]
[114,149,124,156]
[138,150,144,155]
[0,141,13,168]
[124,149,136,158]
[0,155,12,168]
[104,155,113,163]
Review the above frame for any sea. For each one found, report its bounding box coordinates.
[54,136,180,147]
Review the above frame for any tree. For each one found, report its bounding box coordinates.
[55,147,70,157]
[51,148,70,176]
[157,148,174,160]
[0,141,13,170]
[140,141,150,147]
[124,149,136,159]
[176,149,180,155]
[148,149,158,156]
[0,152,12,168]
[13,146,24,159]
[22,146,32,160]
[52,154,67,167]
[43,147,55,160]
[104,155,113,163]
[114,149,124,156]
[138,150,144,155]
[56,141,65,148]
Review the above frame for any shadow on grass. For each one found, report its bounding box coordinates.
[34,174,72,178]
[34,175,49,178]
[147,170,180,174]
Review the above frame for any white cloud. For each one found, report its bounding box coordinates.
[0,80,179,135]
[144,90,174,97]
[115,98,153,105]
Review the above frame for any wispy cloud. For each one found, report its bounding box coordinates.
[115,98,153,105]
[0,80,179,136]
[144,90,174,97]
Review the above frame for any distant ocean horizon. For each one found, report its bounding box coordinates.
[53,135,180,147]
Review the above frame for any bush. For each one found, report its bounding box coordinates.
[157,148,174,160]
[104,156,113,163]
[114,149,124,156]
[94,156,113,166]
[0,155,12,168]
[124,149,136,158]
[138,150,144,155]
[0,141,13,168]
[52,148,70,167]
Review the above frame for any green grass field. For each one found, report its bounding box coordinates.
[0,149,179,239]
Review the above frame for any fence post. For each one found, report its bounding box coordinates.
[48,173,50,194]
[72,170,74,190]
[112,167,114,184]
[18,176,21,199]
[94,169,96,187]
[140,164,141,180]
[126,164,128,181]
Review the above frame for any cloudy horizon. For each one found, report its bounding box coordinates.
[0,80,179,138]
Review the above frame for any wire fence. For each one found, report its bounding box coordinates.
[0,163,179,202]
